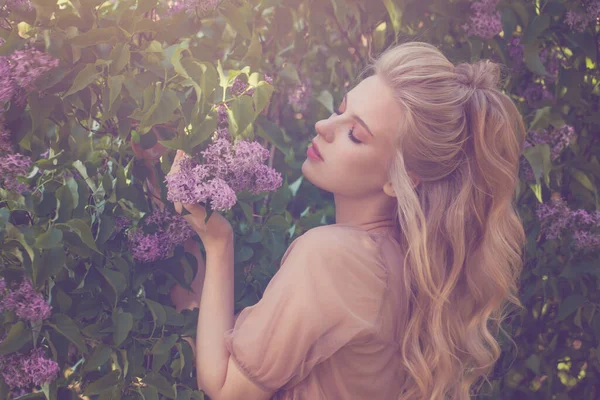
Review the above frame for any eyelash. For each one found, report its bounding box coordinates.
[334,106,362,144]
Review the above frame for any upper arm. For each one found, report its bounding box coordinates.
[215,356,275,400]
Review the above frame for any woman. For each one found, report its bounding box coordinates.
[165,41,527,400]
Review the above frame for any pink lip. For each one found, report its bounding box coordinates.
[310,141,323,160]
[307,142,323,161]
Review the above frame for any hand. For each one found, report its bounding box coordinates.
[168,150,234,250]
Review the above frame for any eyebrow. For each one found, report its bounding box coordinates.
[343,93,374,137]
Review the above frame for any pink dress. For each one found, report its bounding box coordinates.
[223,219,410,399]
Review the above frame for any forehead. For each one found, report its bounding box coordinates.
[348,75,401,142]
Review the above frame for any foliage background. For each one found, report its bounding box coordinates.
[0,0,599,398]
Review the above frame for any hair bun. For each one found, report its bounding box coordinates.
[454,59,500,91]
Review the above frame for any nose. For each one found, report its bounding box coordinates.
[314,116,334,143]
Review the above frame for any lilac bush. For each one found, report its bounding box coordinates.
[127,208,196,263]
[165,129,282,211]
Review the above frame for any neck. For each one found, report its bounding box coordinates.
[333,191,397,230]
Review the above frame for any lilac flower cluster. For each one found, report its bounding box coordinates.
[127,208,195,263]
[166,129,282,211]
[527,125,576,160]
[519,125,576,183]
[3,0,33,12]
[0,277,52,322]
[0,153,32,193]
[518,82,554,108]
[216,104,228,127]
[462,0,503,40]
[0,48,59,106]
[288,79,312,113]
[536,197,600,251]
[231,77,249,96]
[0,117,12,153]
[164,0,219,16]
[114,216,131,234]
[565,0,600,32]
[0,347,59,390]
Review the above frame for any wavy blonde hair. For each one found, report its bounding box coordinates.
[367,42,527,399]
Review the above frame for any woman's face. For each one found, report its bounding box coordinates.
[302,74,402,198]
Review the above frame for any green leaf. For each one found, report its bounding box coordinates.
[571,169,596,193]
[49,313,88,354]
[228,95,255,136]
[252,81,274,117]
[523,144,551,187]
[220,2,252,40]
[316,90,334,114]
[523,42,549,77]
[145,298,167,330]
[112,311,133,346]
[143,372,177,399]
[382,0,402,41]
[151,334,178,355]
[83,344,112,372]
[83,370,121,396]
[63,64,102,97]
[70,27,120,47]
[256,115,289,156]
[109,43,130,75]
[55,184,75,223]
[108,75,124,111]
[521,15,550,45]
[35,227,63,249]
[557,294,587,321]
[62,219,102,254]
[138,88,181,134]
[0,321,31,355]
[95,266,126,306]
[141,386,159,400]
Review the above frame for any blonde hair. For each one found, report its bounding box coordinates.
[368,42,527,399]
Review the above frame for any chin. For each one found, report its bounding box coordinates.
[301,161,327,190]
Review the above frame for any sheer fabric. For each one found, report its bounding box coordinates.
[223,222,408,399]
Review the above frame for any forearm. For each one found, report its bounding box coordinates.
[195,234,235,398]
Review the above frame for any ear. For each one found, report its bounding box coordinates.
[383,181,396,198]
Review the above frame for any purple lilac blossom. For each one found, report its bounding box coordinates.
[114,216,131,234]
[519,82,554,108]
[0,119,12,153]
[507,37,525,73]
[0,278,52,322]
[165,133,282,211]
[565,0,600,32]
[0,347,59,390]
[536,197,600,251]
[0,57,16,103]
[216,104,228,127]
[230,77,248,96]
[462,0,503,40]
[288,79,312,113]
[166,0,219,16]
[4,0,33,12]
[0,153,32,193]
[127,230,173,263]
[127,208,195,263]
[526,125,576,160]
[8,49,59,93]
[264,74,273,85]
[23,348,60,387]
